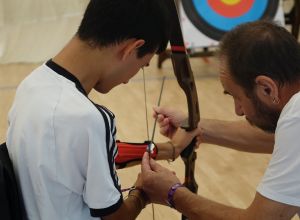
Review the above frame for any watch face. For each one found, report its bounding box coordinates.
[182,0,279,41]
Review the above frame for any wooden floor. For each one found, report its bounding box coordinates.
[0,56,298,220]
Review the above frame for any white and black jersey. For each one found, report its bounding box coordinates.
[7,60,122,220]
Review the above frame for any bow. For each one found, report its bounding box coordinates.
[167,0,200,219]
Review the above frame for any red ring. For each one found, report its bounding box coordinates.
[207,0,255,18]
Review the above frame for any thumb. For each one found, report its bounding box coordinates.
[149,158,165,172]
[141,152,152,173]
[153,106,167,116]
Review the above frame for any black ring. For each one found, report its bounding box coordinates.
[182,0,280,41]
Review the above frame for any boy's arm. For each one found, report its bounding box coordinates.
[116,139,187,168]
[115,141,158,168]
[102,188,147,220]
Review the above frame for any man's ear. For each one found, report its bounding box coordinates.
[120,39,145,61]
[255,75,279,104]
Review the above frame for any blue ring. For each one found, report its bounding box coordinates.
[192,0,269,31]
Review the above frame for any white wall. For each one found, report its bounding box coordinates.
[0,0,88,63]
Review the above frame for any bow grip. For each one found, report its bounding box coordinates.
[180,137,198,194]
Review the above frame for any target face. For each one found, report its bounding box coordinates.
[182,0,279,41]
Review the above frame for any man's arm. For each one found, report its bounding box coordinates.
[153,107,274,154]
[200,119,274,153]
[141,153,300,220]
[173,189,299,220]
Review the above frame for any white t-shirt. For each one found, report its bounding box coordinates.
[6,60,122,220]
[257,92,300,213]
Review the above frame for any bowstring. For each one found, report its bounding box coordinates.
[142,68,159,220]
[143,68,150,141]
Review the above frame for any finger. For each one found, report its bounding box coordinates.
[141,152,152,173]
[160,126,169,136]
[193,127,201,137]
[153,106,171,117]
[135,173,143,188]
[162,117,170,126]
[197,135,203,142]
[158,117,170,129]
[152,112,158,119]
[195,136,202,148]
[159,120,170,131]
[153,106,161,114]
[156,116,170,131]
[156,114,165,123]
[153,106,165,119]
[152,106,161,119]
[149,158,170,173]
[152,108,160,119]
[197,137,201,147]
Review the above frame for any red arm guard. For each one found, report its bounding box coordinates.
[115,140,158,168]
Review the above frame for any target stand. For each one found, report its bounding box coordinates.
[158,0,299,68]
[285,0,300,39]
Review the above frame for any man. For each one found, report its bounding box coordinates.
[141,21,300,219]
[6,0,196,219]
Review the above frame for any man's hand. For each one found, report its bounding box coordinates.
[153,106,187,139]
[171,127,200,158]
[141,151,300,220]
[154,106,204,147]
[133,173,143,189]
[141,152,181,205]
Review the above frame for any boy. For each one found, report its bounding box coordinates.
[6,0,196,219]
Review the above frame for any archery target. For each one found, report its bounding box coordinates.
[180,0,285,49]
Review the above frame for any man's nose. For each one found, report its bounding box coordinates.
[234,101,244,116]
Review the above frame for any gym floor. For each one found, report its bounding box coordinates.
[2,55,295,219]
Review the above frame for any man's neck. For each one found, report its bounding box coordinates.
[279,81,300,109]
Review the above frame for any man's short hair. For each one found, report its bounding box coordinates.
[219,20,300,93]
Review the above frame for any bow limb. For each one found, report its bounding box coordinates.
[167,1,200,219]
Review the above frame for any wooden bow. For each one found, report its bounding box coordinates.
[167,0,200,219]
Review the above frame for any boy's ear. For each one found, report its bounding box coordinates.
[121,39,145,61]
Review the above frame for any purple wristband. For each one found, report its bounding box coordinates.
[167,183,183,208]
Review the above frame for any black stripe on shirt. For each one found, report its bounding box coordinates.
[97,106,121,193]
[90,195,123,217]
[99,105,116,136]
[45,59,87,96]
[46,59,121,196]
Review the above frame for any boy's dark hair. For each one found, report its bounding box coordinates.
[219,21,300,93]
[77,0,171,58]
